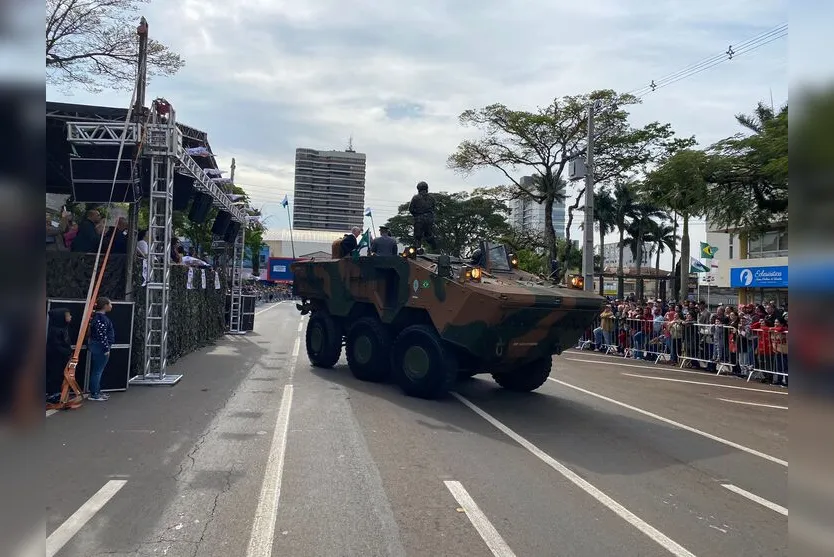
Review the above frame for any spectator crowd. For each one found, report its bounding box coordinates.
[587,297,788,386]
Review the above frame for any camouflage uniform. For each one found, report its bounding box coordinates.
[408,182,437,250]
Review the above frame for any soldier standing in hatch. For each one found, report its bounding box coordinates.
[408,181,438,251]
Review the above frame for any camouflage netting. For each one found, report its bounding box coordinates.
[46,252,128,299]
[130,262,227,377]
[45,253,228,378]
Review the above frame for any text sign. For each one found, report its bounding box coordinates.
[730,265,788,288]
[267,257,296,282]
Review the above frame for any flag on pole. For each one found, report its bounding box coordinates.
[364,207,372,217]
[281,194,289,208]
[700,242,718,259]
[690,257,710,273]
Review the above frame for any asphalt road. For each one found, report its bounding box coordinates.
[44,302,788,557]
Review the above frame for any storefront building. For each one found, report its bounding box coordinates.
[704,222,788,306]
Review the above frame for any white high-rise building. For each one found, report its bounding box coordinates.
[601,241,653,269]
[507,176,566,238]
[292,147,366,231]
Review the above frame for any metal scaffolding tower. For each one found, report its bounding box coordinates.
[64,96,250,386]
[130,100,182,385]
[228,224,246,334]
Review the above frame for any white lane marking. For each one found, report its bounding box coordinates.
[721,484,788,516]
[46,480,127,557]
[255,303,284,316]
[246,384,294,557]
[621,372,788,396]
[549,378,788,468]
[46,409,57,417]
[297,320,303,333]
[290,333,301,382]
[444,481,516,557]
[451,393,696,557]
[717,398,788,410]
[565,356,789,395]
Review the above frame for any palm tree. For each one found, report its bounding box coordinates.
[580,188,617,295]
[609,181,638,299]
[645,220,678,297]
[625,202,664,300]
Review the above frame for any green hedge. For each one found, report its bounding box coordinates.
[45,253,228,378]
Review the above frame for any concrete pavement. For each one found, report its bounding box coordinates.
[44,303,788,556]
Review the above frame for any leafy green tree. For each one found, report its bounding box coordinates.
[706,102,788,233]
[46,0,185,93]
[642,149,711,301]
[383,190,511,257]
[244,221,266,276]
[448,89,690,279]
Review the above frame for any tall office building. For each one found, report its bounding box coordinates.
[507,176,566,238]
[292,147,367,231]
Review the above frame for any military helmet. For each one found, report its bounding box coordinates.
[416,181,428,191]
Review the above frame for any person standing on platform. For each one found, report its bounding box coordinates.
[88,297,115,402]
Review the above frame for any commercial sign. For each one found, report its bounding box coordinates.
[730,265,788,288]
[267,257,296,283]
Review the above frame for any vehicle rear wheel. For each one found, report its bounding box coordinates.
[393,325,457,399]
[306,311,342,368]
[492,357,552,392]
[346,317,392,382]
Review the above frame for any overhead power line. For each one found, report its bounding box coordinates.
[630,23,788,98]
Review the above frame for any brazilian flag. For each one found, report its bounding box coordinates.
[700,242,718,259]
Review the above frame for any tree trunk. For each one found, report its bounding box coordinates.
[670,212,678,278]
[617,228,625,299]
[635,229,644,300]
[678,214,690,302]
[544,192,556,276]
[563,188,584,280]
[598,225,605,296]
[655,244,661,298]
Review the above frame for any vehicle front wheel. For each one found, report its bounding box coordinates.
[392,325,457,399]
[346,317,392,382]
[306,311,342,368]
[491,357,552,392]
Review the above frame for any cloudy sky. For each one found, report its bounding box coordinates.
[46,0,792,265]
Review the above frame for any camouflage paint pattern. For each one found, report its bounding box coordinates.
[291,255,605,370]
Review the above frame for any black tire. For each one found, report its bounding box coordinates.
[392,325,457,399]
[306,311,342,368]
[346,317,393,382]
[492,357,552,392]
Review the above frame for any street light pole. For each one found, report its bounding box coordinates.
[582,101,597,292]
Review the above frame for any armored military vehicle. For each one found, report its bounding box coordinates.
[291,241,605,399]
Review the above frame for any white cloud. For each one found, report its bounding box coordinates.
[47,0,790,263]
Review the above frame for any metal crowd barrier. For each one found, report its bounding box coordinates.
[746,328,789,383]
[574,315,789,384]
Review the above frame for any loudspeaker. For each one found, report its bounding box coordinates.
[223,221,241,243]
[70,158,140,203]
[212,211,232,236]
[173,173,194,211]
[188,192,212,223]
